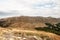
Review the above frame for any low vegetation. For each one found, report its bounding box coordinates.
[35,23,60,35]
[0,28,60,40]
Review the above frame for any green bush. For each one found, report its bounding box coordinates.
[35,23,60,35]
[0,20,11,28]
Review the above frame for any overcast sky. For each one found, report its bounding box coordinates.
[0,0,60,18]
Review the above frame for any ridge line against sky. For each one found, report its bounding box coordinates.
[0,0,60,18]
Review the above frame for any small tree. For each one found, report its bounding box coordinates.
[45,23,55,29]
[55,23,60,31]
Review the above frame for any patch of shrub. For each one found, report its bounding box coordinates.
[0,20,11,28]
[35,23,60,35]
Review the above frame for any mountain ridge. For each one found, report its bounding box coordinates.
[0,16,60,28]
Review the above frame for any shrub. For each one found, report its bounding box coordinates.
[35,23,60,35]
[0,20,11,28]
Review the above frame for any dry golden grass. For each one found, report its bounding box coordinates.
[0,28,60,40]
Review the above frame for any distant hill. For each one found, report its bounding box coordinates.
[0,16,60,30]
[0,16,60,40]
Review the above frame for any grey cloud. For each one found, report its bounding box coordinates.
[0,11,22,17]
[0,12,14,16]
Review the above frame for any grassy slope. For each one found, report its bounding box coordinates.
[0,28,60,40]
[0,16,60,40]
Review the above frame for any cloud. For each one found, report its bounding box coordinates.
[0,0,60,18]
[33,1,56,8]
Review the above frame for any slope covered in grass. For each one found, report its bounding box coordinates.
[0,28,60,40]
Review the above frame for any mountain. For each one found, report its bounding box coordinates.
[0,16,60,40]
[0,16,60,29]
